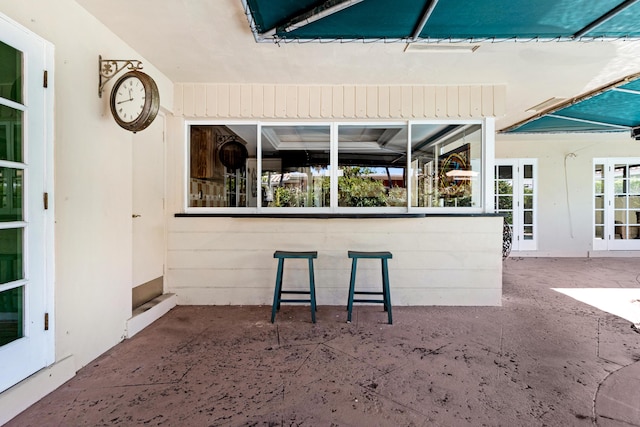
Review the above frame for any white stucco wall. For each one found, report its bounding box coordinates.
[0,1,172,422]
[496,131,640,257]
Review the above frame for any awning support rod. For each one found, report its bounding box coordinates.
[572,0,640,39]
[410,0,440,42]
[260,0,365,40]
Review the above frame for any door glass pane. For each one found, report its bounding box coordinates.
[0,167,22,221]
[498,195,512,210]
[0,228,22,284]
[0,286,23,346]
[523,195,533,209]
[595,225,604,239]
[523,226,533,240]
[0,41,22,104]
[498,165,512,179]
[262,125,330,208]
[523,210,533,224]
[523,164,533,179]
[0,105,23,162]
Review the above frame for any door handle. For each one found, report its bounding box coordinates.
[132,214,141,218]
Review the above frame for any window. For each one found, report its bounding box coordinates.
[594,159,640,250]
[187,120,487,213]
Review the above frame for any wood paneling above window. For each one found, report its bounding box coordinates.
[174,84,505,119]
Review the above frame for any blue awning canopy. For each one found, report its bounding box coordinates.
[242,1,640,136]
[502,73,640,135]
[243,0,640,43]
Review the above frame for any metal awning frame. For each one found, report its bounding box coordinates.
[500,71,640,134]
[242,0,640,44]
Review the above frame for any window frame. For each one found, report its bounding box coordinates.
[184,119,491,214]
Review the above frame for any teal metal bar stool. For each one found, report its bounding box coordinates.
[271,250,318,323]
[347,250,393,324]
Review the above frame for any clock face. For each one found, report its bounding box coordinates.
[113,76,145,123]
[109,71,160,132]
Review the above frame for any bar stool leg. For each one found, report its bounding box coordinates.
[347,257,358,322]
[382,258,392,324]
[271,258,285,323]
[308,257,317,323]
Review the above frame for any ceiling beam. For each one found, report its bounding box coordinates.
[572,0,640,39]
[410,0,440,42]
[260,0,365,39]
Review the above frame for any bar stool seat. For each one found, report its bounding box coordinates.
[346,250,393,324]
[271,250,318,323]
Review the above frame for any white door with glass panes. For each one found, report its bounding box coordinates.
[593,159,640,251]
[494,160,537,251]
[0,15,53,393]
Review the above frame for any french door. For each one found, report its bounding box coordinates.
[494,159,537,251]
[0,14,53,393]
[593,159,640,251]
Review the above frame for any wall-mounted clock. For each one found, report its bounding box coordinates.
[109,70,160,132]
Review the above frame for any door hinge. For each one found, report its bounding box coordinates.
[43,70,48,88]
[43,192,49,209]
[44,312,49,331]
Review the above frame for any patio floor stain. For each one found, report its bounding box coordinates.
[5,257,640,426]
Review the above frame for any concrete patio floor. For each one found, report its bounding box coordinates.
[5,257,640,426]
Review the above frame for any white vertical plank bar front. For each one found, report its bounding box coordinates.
[424,86,436,117]
[309,86,321,118]
[412,86,424,118]
[481,85,494,116]
[217,84,230,117]
[332,86,344,118]
[401,86,412,118]
[389,86,402,118]
[447,86,459,117]
[493,85,506,117]
[286,85,298,118]
[435,86,447,117]
[251,85,264,118]
[182,84,195,117]
[343,85,355,117]
[378,86,390,118]
[321,85,333,118]
[194,84,206,117]
[229,84,241,117]
[366,86,378,118]
[240,85,252,118]
[458,85,470,118]
[355,86,367,118]
[470,85,482,117]
[274,85,287,117]
[206,84,218,117]
[298,86,310,118]
[263,85,275,118]
[173,84,184,116]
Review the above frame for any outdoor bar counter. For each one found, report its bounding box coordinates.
[167,214,504,307]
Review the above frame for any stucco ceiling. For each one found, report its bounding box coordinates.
[74,0,640,131]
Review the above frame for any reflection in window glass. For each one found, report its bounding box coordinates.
[189,125,258,208]
[0,286,23,346]
[0,41,22,104]
[411,124,482,208]
[0,105,22,162]
[337,124,407,207]
[0,228,22,284]
[261,125,330,208]
[0,167,22,222]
